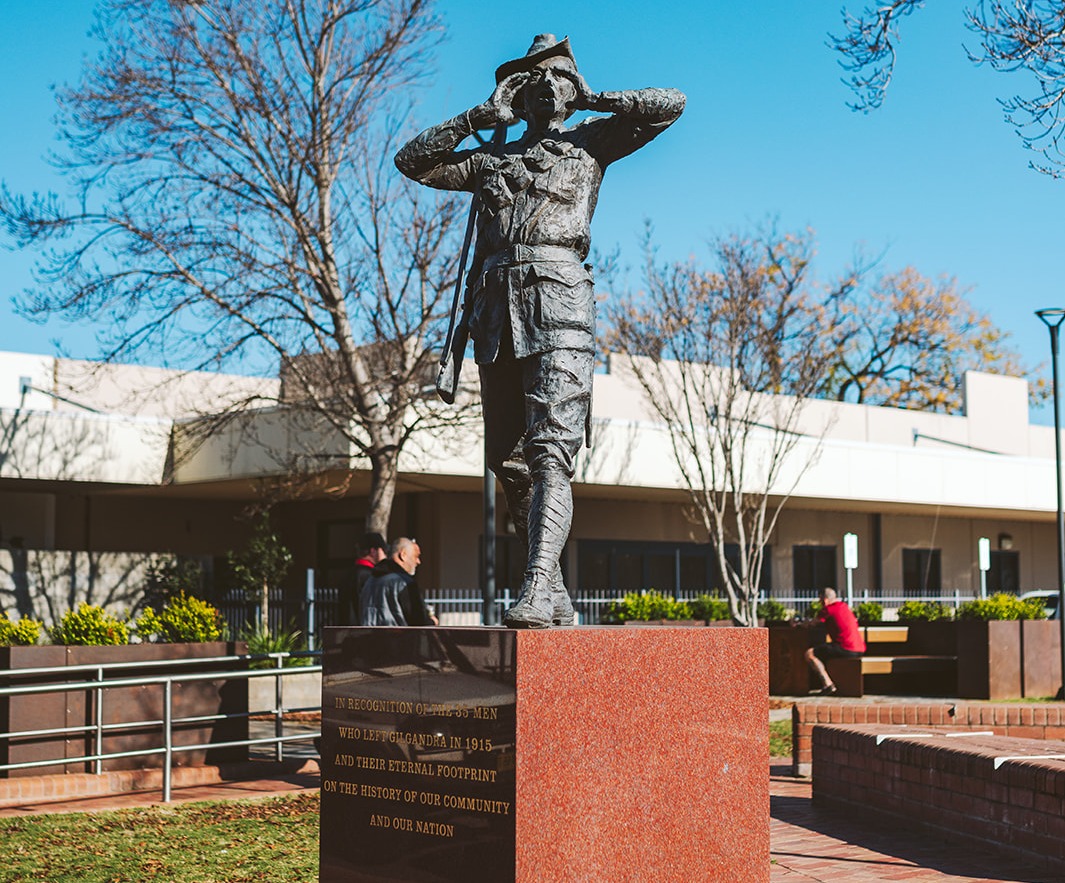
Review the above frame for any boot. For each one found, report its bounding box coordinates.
[504,568,554,629]
[551,567,575,626]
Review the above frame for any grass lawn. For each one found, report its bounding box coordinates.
[769,719,792,757]
[0,722,791,880]
[0,792,319,883]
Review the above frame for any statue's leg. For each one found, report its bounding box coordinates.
[480,357,534,606]
[504,349,591,629]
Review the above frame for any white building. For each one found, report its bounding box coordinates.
[0,349,1056,623]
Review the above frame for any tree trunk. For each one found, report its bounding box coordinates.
[365,447,399,539]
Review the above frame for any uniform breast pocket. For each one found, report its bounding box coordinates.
[531,262,593,330]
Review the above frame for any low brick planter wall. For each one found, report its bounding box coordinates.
[812,723,1065,873]
[792,699,1065,776]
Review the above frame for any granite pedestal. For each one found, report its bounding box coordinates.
[319,626,767,882]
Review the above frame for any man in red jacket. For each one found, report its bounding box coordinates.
[805,587,866,695]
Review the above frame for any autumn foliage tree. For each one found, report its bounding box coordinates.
[824,266,1035,411]
[0,0,464,538]
[606,226,1035,623]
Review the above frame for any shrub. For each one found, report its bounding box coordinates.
[0,613,43,646]
[855,601,883,625]
[227,514,293,633]
[691,594,731,622]
[142,557,204,610]
[51,603,129,646]
[135,592,224,643]
[895,600,954,623]
[241,625,312,668]
[603,590,693,623]
[757,598,793,624]
[956,593,1047,621]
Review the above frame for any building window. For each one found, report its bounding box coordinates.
[988,550,1020,594]
[577,539,771,595]
[792,545,837,592]
[316,519,361,591]
[480,535,567,593]
[902,548,941,592]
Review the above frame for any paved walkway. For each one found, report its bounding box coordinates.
[1,755,1059,880]
[769,762,1056,882]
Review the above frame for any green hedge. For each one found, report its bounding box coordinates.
[0,613,43,646]
[51,603,129,646]
[896,600,954,623]
[135,592,224,643]
[956,593,1047,621]
[604,590,693,623]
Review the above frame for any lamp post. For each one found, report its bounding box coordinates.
[1036,308,1065,699]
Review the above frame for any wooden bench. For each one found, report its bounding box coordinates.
[824,626,957,697]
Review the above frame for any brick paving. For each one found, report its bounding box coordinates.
[770,762,1057,882]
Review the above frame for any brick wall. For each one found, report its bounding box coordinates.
[792,699,1065,776]
[812,723,1065,872]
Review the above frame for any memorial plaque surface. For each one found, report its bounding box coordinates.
[321,626,768,882]
[320,628,516,882]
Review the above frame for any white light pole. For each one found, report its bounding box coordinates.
[977,537,990,601]
[843,532,858,607]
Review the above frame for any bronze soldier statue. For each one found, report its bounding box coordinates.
[396,34,684,628]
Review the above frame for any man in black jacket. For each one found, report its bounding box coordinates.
[358,538,435,626]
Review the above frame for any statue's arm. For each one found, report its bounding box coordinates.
[589,87,687,125]
[569,75,686,164]
[395,73,530,190]
[394,113,483,192]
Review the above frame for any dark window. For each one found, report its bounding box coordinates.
[792,545,837,591]
[577,539,771,595]
[902,548,941,592]
[988,550,1020,594]
[316,519,361,591]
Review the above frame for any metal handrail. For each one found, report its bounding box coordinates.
[0,650,319,680]
[0,651,322,801]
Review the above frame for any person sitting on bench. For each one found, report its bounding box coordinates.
[805,587,866,695]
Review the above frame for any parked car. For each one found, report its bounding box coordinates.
[1019,590,1061,620]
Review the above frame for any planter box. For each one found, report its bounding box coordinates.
[248,669,321,714]
[955,620,1061,700]
[768,624,815,695]
[0,642,248,777]
[905,619,1060,699]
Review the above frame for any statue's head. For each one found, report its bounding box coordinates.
[495,34,579,125]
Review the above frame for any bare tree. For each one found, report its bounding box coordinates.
[605,226,1035,623]
[830,0,925,112]
[833,1,1065,176]
[0,0,467,536]
[605,230,844,626]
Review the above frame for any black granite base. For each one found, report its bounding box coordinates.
[319,627,516,883]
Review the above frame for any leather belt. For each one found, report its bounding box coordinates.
[483,244,579,271]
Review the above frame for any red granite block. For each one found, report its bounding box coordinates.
[515,627,768,883]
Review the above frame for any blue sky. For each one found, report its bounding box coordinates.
[2,2,1064,421]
